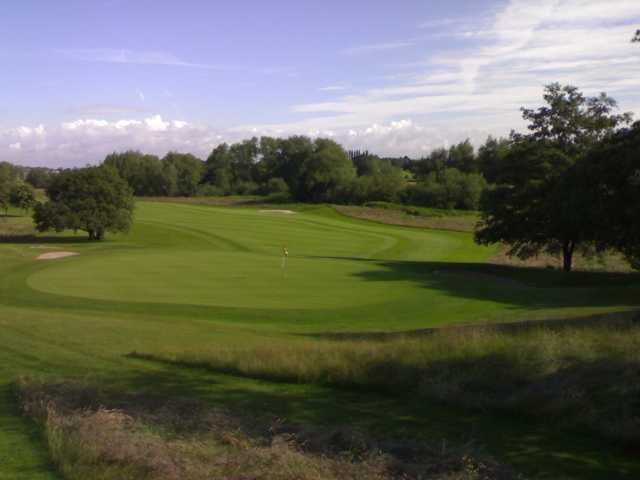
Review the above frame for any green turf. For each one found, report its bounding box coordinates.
[1,201,639,479]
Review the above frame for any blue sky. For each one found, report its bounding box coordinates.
[2,0,640,166]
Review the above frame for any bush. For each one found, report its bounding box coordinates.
[195,184,225,196]
[406,168,487,210]
[263,177,290,196]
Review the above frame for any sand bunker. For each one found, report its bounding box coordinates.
[37,251,79,260]
[259,209,296,214]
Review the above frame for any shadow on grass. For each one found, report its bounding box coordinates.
[305,256,640,311]
[109,358,640,480]
[0,235,89,244]
[305,310,640,341]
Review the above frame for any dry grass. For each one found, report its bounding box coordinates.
[131,317,640,446]
[17,379,521,480]
[0,214,37,238]
[490,244,634,273]
[334,205,478,233]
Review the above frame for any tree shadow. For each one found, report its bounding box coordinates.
[305,310,639,341]
[305,255,640,311]
[0,234,89,244]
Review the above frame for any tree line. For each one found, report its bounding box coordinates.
[1,83,638,273]
[101,136,498,210]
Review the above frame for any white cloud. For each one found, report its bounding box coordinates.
[4,0,640,165]
[0,116,221,167]
[251,0,640,149]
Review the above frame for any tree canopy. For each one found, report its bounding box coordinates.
[33,166,134,240]
[475,83,633,271]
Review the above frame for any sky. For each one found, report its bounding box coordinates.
[1,0,639,167]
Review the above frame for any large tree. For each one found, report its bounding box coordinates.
[33,166,134,240]
[577,123,640,268]
[475,84,632,271]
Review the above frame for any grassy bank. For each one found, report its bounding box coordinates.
[132,316,640,446]
[17,379,521,480]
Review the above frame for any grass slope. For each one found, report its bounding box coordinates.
[0,201,639,479]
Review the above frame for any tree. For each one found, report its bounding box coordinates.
[475,84,632,272]
[26,168,52,189]
[576,123,640,268]
[302,138,356,202]
[103,151,175,196]
[633,29,639,42]
[448,139,476,173]
[33,166,134,240]
[162,152,204,197]
[9,183,36,212]
[477,136,511,183]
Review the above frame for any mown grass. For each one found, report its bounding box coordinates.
[17,379,522,480]
[131,316,640,446]
[1,201,640,479]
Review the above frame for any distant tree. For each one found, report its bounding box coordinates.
[162,152,204,197]
[203,144,233,194]
[409,168,486,210]
[276,136,315,200]
[633,29,639,42]
[414,148,448,179]
[477,136,511,183]
[25,168,52,189]
[33,166,134,240]
[228,138,259,185]
[9,183,36,212]
[103,151,175,196]
[448,139,476,172]
[302,138,356,202]
[475,84,633,271]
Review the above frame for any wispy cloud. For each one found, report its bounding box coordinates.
[56,48,234,70]
[254,0,640,150]
[341,41,414,56]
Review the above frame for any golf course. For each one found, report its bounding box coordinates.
[2,200,640,479]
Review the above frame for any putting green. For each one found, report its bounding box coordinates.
[26,203,485,311]
[22,202,639,327]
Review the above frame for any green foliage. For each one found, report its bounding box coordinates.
[9,183,36,212]
[576,123,640,269]
[477,136,511,183]
[407,168,486,210]
[33,166,134,240]
[476,84,633,271]
[25,167,52,189]
[301,138,356,202]
[104,151,177,196]
[162,152,204,197]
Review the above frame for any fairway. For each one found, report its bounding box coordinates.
[19,202,639,329]
[2,201,640,480]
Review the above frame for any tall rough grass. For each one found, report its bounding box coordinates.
[132,319,640,445]
[17,379,520,480]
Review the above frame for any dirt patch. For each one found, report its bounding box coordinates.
[260,209,296,214]
[37,251,79,260]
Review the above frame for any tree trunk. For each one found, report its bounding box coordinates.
[562,241,575,272]
[88,229,95,241]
